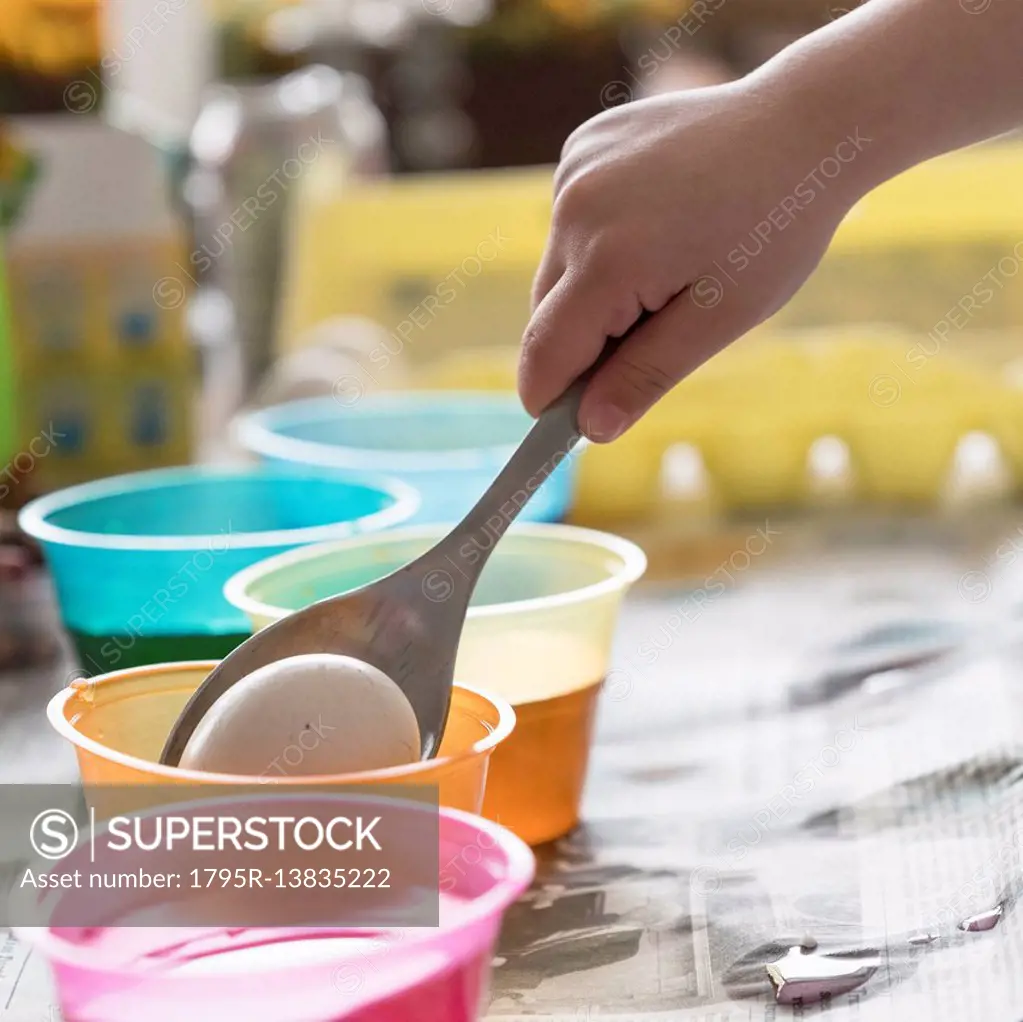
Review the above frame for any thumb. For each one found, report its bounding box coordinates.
[578,286,739,443]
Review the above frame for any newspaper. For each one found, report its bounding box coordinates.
[6,511,1023,1020]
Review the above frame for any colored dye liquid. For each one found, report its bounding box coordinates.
[69,629,250,676]
[50,893,485,1022]
[456,629,605,703]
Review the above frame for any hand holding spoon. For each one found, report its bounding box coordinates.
[160,367,605,766]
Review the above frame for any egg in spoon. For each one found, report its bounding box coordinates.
[179,654,421,777]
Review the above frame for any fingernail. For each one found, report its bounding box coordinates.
[583,404,629,443]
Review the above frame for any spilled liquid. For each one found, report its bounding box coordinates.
[766,944,880,1004]
[959,904,1004,932]
[755,901,1008,1005]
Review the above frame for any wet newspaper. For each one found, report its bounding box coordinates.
[6,513,1023,1020]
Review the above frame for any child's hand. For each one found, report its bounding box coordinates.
[518,82,857,442]
[519,0,1023,443]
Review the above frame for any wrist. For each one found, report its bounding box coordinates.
[740,51,892,217]
[742,0,1023,212]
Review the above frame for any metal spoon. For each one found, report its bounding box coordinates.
[159,374,598,766]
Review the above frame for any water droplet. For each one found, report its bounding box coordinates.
[907,932,938,946]
[959,905,1003,932]
[766,945,880,1005]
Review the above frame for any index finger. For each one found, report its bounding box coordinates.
[518,265,638,417]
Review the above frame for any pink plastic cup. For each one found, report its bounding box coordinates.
[15,797,535,1022]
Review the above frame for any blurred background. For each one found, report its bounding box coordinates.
[2,0,1023,674]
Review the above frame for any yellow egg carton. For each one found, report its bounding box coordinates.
[415,325,1023,522]
[771,143,1023,335]
[279,142,1023,365]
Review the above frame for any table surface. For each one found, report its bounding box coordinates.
[2,505,1021,1019]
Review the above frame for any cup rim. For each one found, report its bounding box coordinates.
[18,465,420,552]
[223,522,648,623]
[47,661,516,785]
[233,391,588,473]
[12,802,535,994]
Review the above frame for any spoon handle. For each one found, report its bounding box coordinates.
[434,337,627,588]
[452,377,587,543]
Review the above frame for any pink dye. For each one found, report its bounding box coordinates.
[48,895,493,1022]
[25,809,534,1022]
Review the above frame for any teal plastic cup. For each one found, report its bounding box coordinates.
[19,465,418,674]
[233,392,581,525]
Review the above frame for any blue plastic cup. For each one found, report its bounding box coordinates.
[233,392,582,525]
[18,465,418,674]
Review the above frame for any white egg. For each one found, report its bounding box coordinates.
[178,654,421,777]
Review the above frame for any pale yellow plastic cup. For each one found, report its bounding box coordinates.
[48,661,514,816]
[224,524,647,845]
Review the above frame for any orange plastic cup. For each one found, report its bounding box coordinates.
[47,661,514,815]
[479,683,601,846]
[225,524,647,846]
